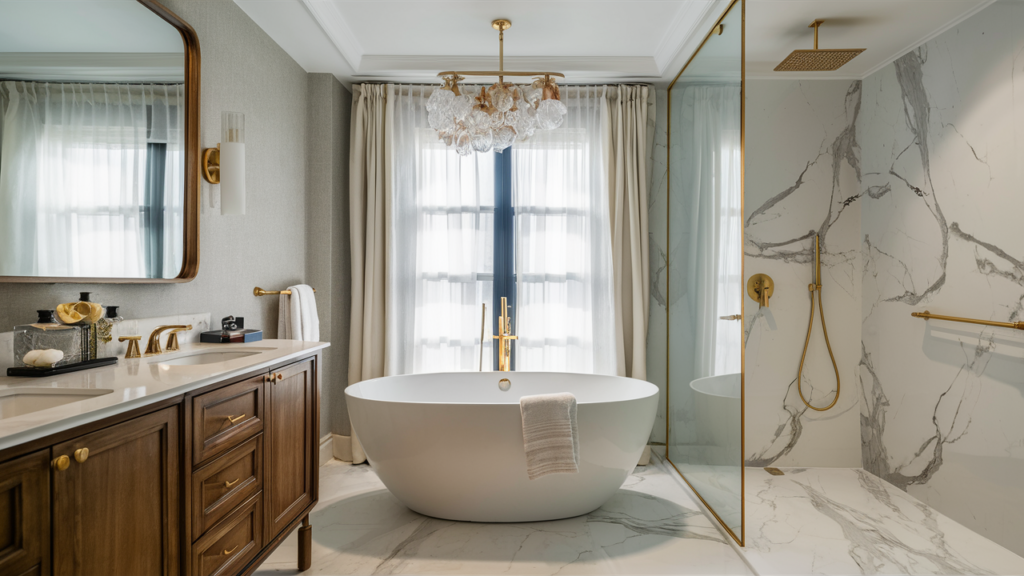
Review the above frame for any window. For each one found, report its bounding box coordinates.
[389,85,615,376]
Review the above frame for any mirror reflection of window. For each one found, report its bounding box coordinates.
[0,82,184,278]
[0,0,186,279]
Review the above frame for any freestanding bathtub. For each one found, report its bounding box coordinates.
[346,371,658,522]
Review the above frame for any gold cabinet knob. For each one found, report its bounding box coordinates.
[51,455,70,471]
[74,448,90,463]
[275,373,283,382]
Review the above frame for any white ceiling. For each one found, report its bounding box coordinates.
[234,0,998,87]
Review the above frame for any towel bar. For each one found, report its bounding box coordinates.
[253,286,316,297]
[911,310,1024,331]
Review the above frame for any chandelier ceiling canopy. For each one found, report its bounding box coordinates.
[426,19,568,155]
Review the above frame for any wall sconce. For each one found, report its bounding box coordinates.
[202,112,246,215]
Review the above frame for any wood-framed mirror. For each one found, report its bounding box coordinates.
[0,0,200,283]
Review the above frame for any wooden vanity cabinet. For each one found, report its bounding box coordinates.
[52,407,180,576]
[0,351,321,576]
[0,450,50,576]
[265,359,315,540]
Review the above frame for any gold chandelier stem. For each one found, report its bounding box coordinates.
[498,28,504,83]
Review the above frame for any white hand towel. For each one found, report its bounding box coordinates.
[520,392,579,480]
[277,284,319,341]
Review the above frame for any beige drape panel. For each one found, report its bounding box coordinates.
[607,85,651,379]
[348,84,388,386]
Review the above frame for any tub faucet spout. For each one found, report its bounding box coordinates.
[492,297,517,371]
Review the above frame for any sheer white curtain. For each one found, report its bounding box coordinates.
[0,81,184,278]
[677,84,742,377]
[388,84,495,374]
[513,86,617,374]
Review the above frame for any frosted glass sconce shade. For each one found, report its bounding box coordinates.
[201,112,246,215]
[220,112,245,215]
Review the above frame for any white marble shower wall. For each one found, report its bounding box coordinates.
[743,79,863,468]
[859,0,1024,556]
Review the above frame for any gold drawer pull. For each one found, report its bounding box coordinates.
[226,414,246,424]
[224,478,240,488]
[223,545,239,556]
[276,373,283,381]
[74,448,90,463]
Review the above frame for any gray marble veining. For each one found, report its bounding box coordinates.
[254,456,751,576]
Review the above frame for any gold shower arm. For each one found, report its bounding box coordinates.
[911,311,1024,331]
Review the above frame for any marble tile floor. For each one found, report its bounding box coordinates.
[254,452,753,575]
[743,467,1024,575]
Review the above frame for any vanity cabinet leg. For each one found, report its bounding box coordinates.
[298,515,312,571]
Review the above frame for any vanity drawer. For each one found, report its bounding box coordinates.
[193,375,265,466]
[193,434,263,538]
[192,491,263,576]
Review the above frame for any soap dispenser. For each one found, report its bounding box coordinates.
[96,305,123,358]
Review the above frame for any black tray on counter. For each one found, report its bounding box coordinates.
[7,357,118,377]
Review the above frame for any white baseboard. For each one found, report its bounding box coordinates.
[319,434,333,467]
[332,433,353,462]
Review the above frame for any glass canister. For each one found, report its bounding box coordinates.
[14,310,84,367]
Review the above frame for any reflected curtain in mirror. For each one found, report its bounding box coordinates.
[0,81,184,278]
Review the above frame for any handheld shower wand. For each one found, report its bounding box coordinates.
[797,234,840,411]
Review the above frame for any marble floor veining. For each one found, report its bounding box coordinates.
[254,453,752,575]
[743,467,1024,576]
[255,459,1024,576]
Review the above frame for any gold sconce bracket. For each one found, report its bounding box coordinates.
[202,145,220,184]
[747,274,774,308]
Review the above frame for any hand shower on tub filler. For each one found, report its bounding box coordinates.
[797,234,840,411]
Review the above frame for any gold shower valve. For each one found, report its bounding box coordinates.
[747,274,774,308]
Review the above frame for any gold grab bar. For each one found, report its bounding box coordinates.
[911,310,1024,331]
[253,286,316,296]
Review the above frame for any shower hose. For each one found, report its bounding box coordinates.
[797,237,840,411]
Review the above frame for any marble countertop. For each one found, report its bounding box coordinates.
[0,339,329,451]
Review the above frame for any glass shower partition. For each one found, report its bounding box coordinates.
[666,0,745,545]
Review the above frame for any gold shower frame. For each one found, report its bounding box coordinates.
[665,0,745,547]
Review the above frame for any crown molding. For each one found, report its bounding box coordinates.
[653,0,717,74]
[0,52,184,82]
[299,0,364,71]
[359,55,659,77]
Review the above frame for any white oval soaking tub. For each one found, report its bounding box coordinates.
[346,371,658,522]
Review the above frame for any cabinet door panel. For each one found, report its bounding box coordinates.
[53,406,179,576]
[266,359,315,539]
[0,450,49,576]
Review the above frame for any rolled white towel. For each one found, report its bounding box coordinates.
[520,392,579,480]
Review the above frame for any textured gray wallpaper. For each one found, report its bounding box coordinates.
[0,0,351,436]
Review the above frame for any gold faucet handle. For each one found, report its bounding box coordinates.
[166,325,193,351]
[118,336,142,359]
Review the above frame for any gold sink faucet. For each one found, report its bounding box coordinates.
[492,297,517,372]
[145,325,193,355]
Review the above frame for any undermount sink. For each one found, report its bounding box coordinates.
[0,387,114,420]
[158,350,262,366]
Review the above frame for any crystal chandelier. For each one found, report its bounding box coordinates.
[426,19,568,155]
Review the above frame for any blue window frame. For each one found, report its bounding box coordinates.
[492,149,516,370]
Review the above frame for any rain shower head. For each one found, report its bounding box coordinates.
[774,19,865,72]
